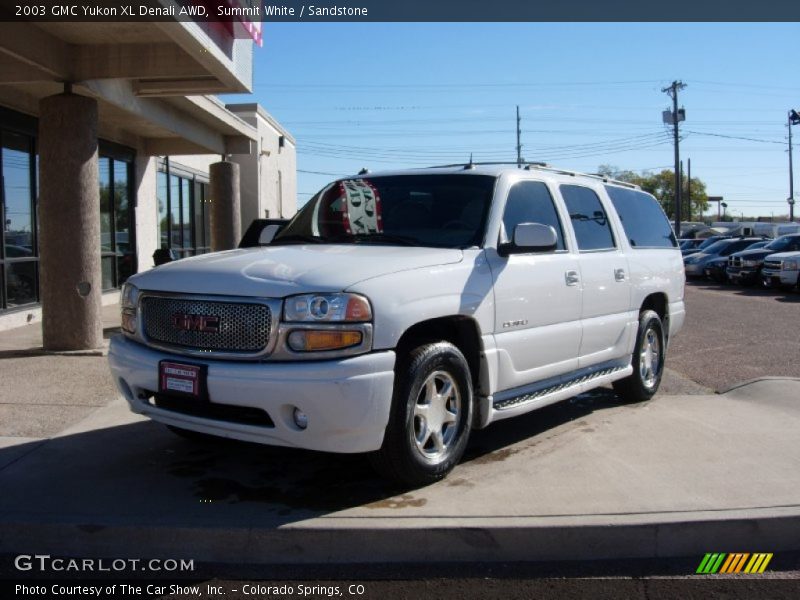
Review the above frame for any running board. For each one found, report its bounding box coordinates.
[477,361,632,428]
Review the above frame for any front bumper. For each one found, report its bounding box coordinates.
[683,262,705,276]
[726,267,759,283]
[108,335,396,453]
[762,268,797,288]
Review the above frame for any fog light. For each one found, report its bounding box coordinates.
[287,330,362,352]
[293,408,308,430]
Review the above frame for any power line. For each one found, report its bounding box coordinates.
[296,168,342,176]
[685,130,786,145]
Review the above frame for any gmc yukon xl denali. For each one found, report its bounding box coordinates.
[108,164,685,485]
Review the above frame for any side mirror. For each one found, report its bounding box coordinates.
[499,223,558,256]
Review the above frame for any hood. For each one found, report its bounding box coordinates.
[128,245,464,298]
[765,251,800,260]
[730,248,772,260]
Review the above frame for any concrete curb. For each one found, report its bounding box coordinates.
[2,508,800,564]
[717,376,800,395]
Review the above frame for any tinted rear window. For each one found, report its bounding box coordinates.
[604,186,677,248]
[560,185,616,251]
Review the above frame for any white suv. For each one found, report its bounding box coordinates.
[108,164,685,485]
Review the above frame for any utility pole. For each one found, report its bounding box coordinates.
[662,80,686,236]
[789,109,800,222]
[516,105,522,168]
[687,158,691,222]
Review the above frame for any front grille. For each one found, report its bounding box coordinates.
[141,296,272,354]
[729,256,741,267]
[764,260,782,271]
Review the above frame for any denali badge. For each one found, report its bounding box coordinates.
[171,313,220,333]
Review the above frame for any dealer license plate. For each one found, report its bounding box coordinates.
[158,361,207,399]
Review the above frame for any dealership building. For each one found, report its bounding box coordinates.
[0,16,296,346]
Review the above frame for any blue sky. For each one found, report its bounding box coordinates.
[242,22,800,219]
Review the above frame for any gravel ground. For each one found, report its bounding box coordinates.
[669,282,800,391]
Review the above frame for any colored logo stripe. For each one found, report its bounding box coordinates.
[744,553,773,574]
[696,553,773,574]
[720,553,749,573]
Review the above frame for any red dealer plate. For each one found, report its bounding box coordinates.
[159,361,205,399]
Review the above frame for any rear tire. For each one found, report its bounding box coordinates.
[369,342,473,487]
[613,310,665,403]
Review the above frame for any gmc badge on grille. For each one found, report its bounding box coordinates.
[171,313,220,333]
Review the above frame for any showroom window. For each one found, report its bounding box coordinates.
[157,167,211,258]
[0,130,38,310]
[1,106,138,313]
[99,153,136,290]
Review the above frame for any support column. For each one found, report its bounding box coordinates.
[210,160,241,251]
[38,92,102,351]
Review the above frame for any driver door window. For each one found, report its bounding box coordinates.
[502,181,566,249]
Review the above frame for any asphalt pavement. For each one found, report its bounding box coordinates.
[0,284,798,577]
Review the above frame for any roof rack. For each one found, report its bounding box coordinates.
[426,161,641,190]
[427,161,550,169]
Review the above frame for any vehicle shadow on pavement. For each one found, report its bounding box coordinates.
[0,389,629,526]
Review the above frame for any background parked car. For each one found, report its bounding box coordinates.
[762,251,800,290]
[684,237,763,277]
[703,255,731,283]
[682,234,731,257]
[679,239,704,255]
[727,234,800,286]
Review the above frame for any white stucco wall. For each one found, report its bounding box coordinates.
[226,104,297,223]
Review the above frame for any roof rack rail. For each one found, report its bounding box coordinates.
[427,161,549,169]
[425,161,641,190]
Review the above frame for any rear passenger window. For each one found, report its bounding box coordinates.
[604,186,677,248]
[560,185,615,251]
[502,181,565,250]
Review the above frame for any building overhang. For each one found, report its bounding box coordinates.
[0,18,257,155]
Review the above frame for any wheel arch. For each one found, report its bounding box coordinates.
[394,316,486,396]
[640,292,668,339]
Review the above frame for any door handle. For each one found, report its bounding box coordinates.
[614,268,626,282]
[565,270,580,286]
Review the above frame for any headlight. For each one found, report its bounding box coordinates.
[120,283,139,334]
[284,293,372,323]
[121,282,139,309]
[783,260,799,271]
[742,259,759,267]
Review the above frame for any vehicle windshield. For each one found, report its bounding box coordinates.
[697,236,724,250]
[701,240,730,254]
[744,241,767,250]
[273,174,496,249]
[765,236,795,251]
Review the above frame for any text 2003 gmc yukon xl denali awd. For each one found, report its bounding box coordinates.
[108,164,685,485]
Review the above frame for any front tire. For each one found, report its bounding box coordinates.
[369,342,473,487]
[613,310,665,403]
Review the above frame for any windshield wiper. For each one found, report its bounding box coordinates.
[329,233,420,246]
[271,234,324,245]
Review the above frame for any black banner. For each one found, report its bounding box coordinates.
[0,0,799,22]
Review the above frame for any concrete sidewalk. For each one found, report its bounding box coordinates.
[0,305,121,439]
[0,362,798,564]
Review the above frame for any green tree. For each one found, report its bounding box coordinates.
[596,165,709,220]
